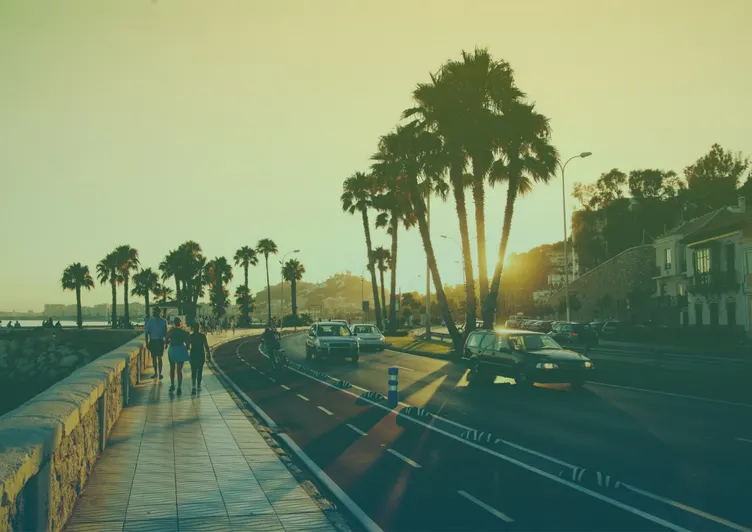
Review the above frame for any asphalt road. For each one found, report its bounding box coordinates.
[213,335,752,532]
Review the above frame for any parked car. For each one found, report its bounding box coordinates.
[588,321,606,333]
[305,322,359,362]
[548,322,598,352]
[463,329,594,389]
[600,320,627,339]
[351,323,387,351]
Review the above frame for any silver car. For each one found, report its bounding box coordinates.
[305,322,359,362]
[351,324,387,351]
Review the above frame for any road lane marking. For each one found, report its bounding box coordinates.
[394,365,414,372]
[297,394,310,402]
[346,424,367,436]
[317,406,334,416]
[259,371,266,376]
[736,437,752,444]
[281,385,291,391]
[457,490,513,522]
[386,449,421,468]
[250,366,256,370]
[587,381,752,409]
[268,377,276,383]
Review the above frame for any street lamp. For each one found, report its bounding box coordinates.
[279,249,300,326]
[559,151,592,322]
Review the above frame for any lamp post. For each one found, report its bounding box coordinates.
[559,151,592,322]
[279,249,300,326]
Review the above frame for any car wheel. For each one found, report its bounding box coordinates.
[515,369,534,388]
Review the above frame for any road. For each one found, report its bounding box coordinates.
[213,334,752,532]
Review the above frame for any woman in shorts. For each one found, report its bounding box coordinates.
[166,317,191,395]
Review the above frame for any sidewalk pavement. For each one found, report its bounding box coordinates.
[65,330,337,532]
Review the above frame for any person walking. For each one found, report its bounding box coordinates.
[189,322,210,395]
[145,307,168,380]
[166,317,190,395]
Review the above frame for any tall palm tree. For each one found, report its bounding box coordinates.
[61,263,95,329]
[281,258,305,319]
[206,256,233,317]
[233,246,259,326]
[113,245,139,326]
[234,285,255,320]
[372,247,390,325]
[159,250,183,314]
[131,268,159,319]
[154,284,174,305]
[341,172,384,330]
[96,251,121,328]
[177,241,207,325]
[482,101,559,328]
[256,239,278,324]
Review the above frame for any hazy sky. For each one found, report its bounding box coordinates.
[1,0,750,312]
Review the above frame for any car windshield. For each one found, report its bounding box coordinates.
[508,334,561,351]
[318,325,351,337]
[353,325,377,334]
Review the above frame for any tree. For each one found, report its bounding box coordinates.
[256,238,278,325]
[159,249,183,314]
[131,268,159,318]
[372,247,390,324]
[96,251,121,328]
[234,286,255,320]
[281,258,305,319]
[233,246,259,326]
[341,172,384,330]
[573,169,627,211]
[154,284,173,305]
[61,263,95,328]
[628,169,685,200]
[176,241,208,325]
[114,245,140,326]
[558,294,582,315]
[685,143,750,213]
[206,257,233,318]
[482,100,559,328]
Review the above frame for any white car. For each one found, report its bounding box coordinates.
[350,323,387,351]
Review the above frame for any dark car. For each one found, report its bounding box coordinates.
[463,329,595,389]
[548,322,598,352]
[600,320,627,339]
[305,322,359,362]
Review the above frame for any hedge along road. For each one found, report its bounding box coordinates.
[213,335,752,532]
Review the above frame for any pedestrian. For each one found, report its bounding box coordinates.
[189,322,210,395]
[166,317,191,395]
[144,307,167,380]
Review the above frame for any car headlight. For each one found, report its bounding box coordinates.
[584,361,593,368]
[536,362,558,370]
[378,335,385,341]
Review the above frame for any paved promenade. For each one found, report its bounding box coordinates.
[65,331,337,532]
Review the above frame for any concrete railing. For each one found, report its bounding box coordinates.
[0,335,150,532]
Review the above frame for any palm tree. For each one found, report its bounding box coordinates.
[206,257,233,317]
[61,263,95,328]
[234,286,255,320]
[96,251,121,328]
[256,239,278,325]
[176,241,207,325]
[482,101,559,328]
[131,268,159,319]
[281,258,305,320]
[341,172,384,330]
[372,247,390,325]
[154,284,174,305]
[233,246,259,326]
[114,245,140,326]
[159,250,183,314]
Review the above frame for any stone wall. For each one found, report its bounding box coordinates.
[547,245,655,323]
[0,335,151,532]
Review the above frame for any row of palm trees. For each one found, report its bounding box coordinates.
[61,239,306,329]
[342,47,560,351]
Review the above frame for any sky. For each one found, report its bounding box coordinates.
[1,0,751,312]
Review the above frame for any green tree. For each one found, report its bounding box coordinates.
[628,169,685,200]
[159,249,183,314]
[114,245,140,326]
[341,172,384,330]
[256,238,278,325]
[234,286,255,321]
[685,143,750,213]
[96,251,121,328]
[131,268,159,319]
[154,284,173,305]
[61,263,95,328]
[206,256,233,318]
[281,258,305,319]
[573,169,627,211]
[176,241,208,325]
[372,247,390,325]
[233,246,259,326]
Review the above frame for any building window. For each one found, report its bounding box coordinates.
[695,248,711,274]
[694,303,704,326]
[664,248,672,270]
[709,302,719,326]
[727,300,737,326]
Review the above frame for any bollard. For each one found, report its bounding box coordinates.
[388,366,399,408]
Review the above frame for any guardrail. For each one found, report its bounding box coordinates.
[0,335,151,532]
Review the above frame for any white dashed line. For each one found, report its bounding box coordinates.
[736,437,752,444]
[346,424,367,436]
[457,490,513,522]
[394,365,414,372]
[268,377,276,383]
[297,394,310,402]
[317,406,334,416]
[386,449,421,468]
[259,371,266,376]
[281,385,291,391]
[250,366,256,370]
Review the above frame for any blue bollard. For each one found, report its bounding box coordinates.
[388,366,399,408]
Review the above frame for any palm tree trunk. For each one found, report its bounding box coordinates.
[361,210,383,330]
[412,193,463,353]
[244,265,250,325]
[144,292,150,319]
[75,286,82,329]
[482,183,518,328]
[388,217,399,334]
[123,277,130,325]
[291,278,298,317]
[110,278,117,328]
[472,177,489,303]
[451,177,477,334]
[265,256,272,325]
[174,276,183,314]
[379,269,387,325]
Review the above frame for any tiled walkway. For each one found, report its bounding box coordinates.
[66,335,336,532]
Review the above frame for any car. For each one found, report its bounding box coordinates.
[548,322,599,352]
[463,328,595,389]
[351,323,387,351]
[600,320,627,339]
[305,322,359,362]
[329,319,351,332]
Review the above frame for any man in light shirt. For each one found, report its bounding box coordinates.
[145,307,168,380]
